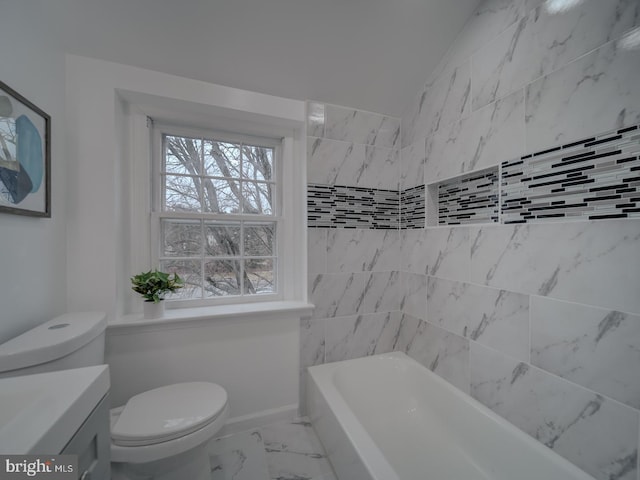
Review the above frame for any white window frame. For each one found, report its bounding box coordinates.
[151,123,285,308]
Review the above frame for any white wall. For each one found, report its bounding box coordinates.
[0,2,68,343]
[65,54,308,419]
[64,54,305,318]
[106,312,300,419]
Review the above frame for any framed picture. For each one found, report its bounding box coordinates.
[0,81,51,217]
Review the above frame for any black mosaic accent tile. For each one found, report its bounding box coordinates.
[502,124,640,224]
[436,169,499,225]
[307,184,399,229]
[400,185,425,229]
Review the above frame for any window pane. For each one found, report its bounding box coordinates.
[164,135,202,175]
[242,145,273,181]
[244,258,275,294]
[204,260,241,297]
[204,140,240,178]
[160,259,202,299]
[244,223,275,256]
[242,181,273,215]
[204,223,240,256]
[202,177,241,213]
[162,219,202,257]
[164,175,201,212]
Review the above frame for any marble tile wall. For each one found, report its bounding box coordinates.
[399,1,640,479]
[303,103,402,411]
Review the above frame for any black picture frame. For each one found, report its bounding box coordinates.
[0,80,51,217]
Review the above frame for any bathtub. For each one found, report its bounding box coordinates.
[306,352,595,480]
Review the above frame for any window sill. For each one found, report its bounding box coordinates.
[108,300,314,335]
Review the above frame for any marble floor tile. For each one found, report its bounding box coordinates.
[261,418,338,480]
[208,430,270,480]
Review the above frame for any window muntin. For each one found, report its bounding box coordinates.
[156,129,280,304]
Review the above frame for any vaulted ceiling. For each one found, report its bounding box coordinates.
[39,0,482,116]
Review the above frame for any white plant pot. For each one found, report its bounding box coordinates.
[143,301,165,319]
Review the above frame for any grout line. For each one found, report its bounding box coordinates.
[467,336,640,414]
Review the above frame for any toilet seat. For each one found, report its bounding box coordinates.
[111,382,227,447]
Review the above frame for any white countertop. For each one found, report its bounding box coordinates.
[0,365,110,454]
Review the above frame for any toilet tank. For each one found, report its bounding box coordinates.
[0,312,107,378]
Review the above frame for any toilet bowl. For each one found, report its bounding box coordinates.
[110,382,229,480]
[0,312,229,480]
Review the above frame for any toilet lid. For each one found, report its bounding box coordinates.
[111,382,227,446]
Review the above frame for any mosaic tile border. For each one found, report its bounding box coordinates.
[308,124,640,229]
[401,185,425,229]
[307,184,399,229]
[502,125,640,224]
[435,169,499,225]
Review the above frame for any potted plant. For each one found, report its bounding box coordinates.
[131,269,183,319]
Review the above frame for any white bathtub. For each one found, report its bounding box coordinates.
[306,352,595,480]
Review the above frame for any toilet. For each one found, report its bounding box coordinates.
[0,312,229,480]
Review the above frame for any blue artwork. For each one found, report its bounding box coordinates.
[15,115,43,193]
[0,82,50,217]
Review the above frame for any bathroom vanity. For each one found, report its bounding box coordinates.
[0,365,111,479]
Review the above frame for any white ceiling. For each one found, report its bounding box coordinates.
[40,0,482,117]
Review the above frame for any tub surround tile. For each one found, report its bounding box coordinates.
[326,229,399,273]
[299,317,326,416]
[427,277,530,361]
[470,220,640,315]
[445,0,526,73]
[307,228,327,275]
[400,227,470,279]
[424,89,525,184]
[395,0,640,476]
[531,297,640,410]
[307,102,326,138]
[325,312,402,363]
[360,271,400,314]
[307,137,364,186]
[470,343,639,480]
[209,430,270,480]
[425,227,470,280]
[401,60,471,148]
[324,105,400,149]
[301,317,326,372]
[360,146,399,190]
[400,140,426,190]
[308,273,364,320]
[400,229,429,274]
[261,418,338,480]
[397,315,470,394]
[399,272,427,321]
[525,40,640,154]
[472,0,639,111]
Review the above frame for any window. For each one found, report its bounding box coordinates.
[153,125,282,306]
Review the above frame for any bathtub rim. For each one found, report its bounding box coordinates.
[307,351,595,480]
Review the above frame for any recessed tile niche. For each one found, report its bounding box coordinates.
[427,167,499,226]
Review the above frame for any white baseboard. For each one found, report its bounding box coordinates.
[216,404,299,437]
